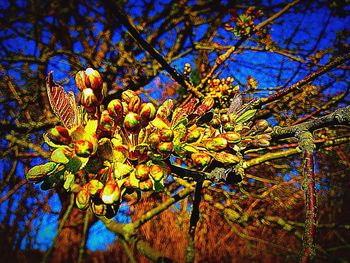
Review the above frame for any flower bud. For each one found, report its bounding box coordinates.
[254,119,269,131]
[148,132,161,149]
[107,99,123,124]
[139,102,157,125]
[195,97,215,115]
[75,71,87,91]
[87,179,104,195]
[85,68,103,91]
[123,112,141,134]
[220,114,230,124]
[135,164,150,181]
[48,126,72,145]
[128,145,148,161]
[185,128,201,143]
[92,202,107,216]
[223,122,234,131]
[100,180,121,204]
[217,132,241,143]
[159,128,174,142]
[80,88,99,108]
[139,179,153,191]
[149,164,164,181]
[75,140,94,157]
[191,152,211,166]
[99,110,115,132]
[252,138,270,147]
[210,116,221,129]
[76,188,91,210]
[213,152,240,164]
[121,90,138,103]
[203,137,228,151]
[128,96,141,112]
[157,141,173,153]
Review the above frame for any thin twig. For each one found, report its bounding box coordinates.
[255,53,350,109]
[78,210,91,263]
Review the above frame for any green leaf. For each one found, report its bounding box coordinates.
[26,162,59,182]
[40,169,64,190]
[51,147,69,164]
[66,156,82,173]
[235,109,257,124]
[113,162,133,179]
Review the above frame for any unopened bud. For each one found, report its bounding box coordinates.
[159,129,174,142]
[191,152,211,166]
[107,99,123,124]
[128,96,141,113]
[99,110,114,132]
[87,179,104,195]
[76,188,91,210]
[100,180,120,204]
[48,126,72,145]
[139,102,157,125]
[123,112,141,134]
[213,152,240,164]
[204,137,228,151]
[85,68,103,91]
[121,90,138,103]
[148,132,161,149]
[149,164,164,181]
[220,114,230,124]
[254,119,269,131]
[195,97,215,116]
[80,88,99,108]
[185,128,201,143]
[217,132,241,143]
[135,164,150,181]
[139,179,153,191]
[157,141,173,153]
[26,162,58,182]
[92,202,107,216]
[75,71,87,91]
[75,140,94,157]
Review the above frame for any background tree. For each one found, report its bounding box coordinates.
[0,0,349,262]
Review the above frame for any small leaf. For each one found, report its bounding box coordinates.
[150,117,170,130]
[235,109,257,124]
[51,147,70,164]
[113,162,133,179]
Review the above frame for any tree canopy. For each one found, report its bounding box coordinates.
[0,0,349,262]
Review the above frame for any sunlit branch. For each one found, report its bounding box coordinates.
[297,131,316,263]
[272,105,350,139]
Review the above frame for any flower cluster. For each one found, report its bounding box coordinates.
[27,68,272,218]
[204,77,239,109]
[225,7,263,37]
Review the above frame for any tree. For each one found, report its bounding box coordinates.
[0,0,349,262]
